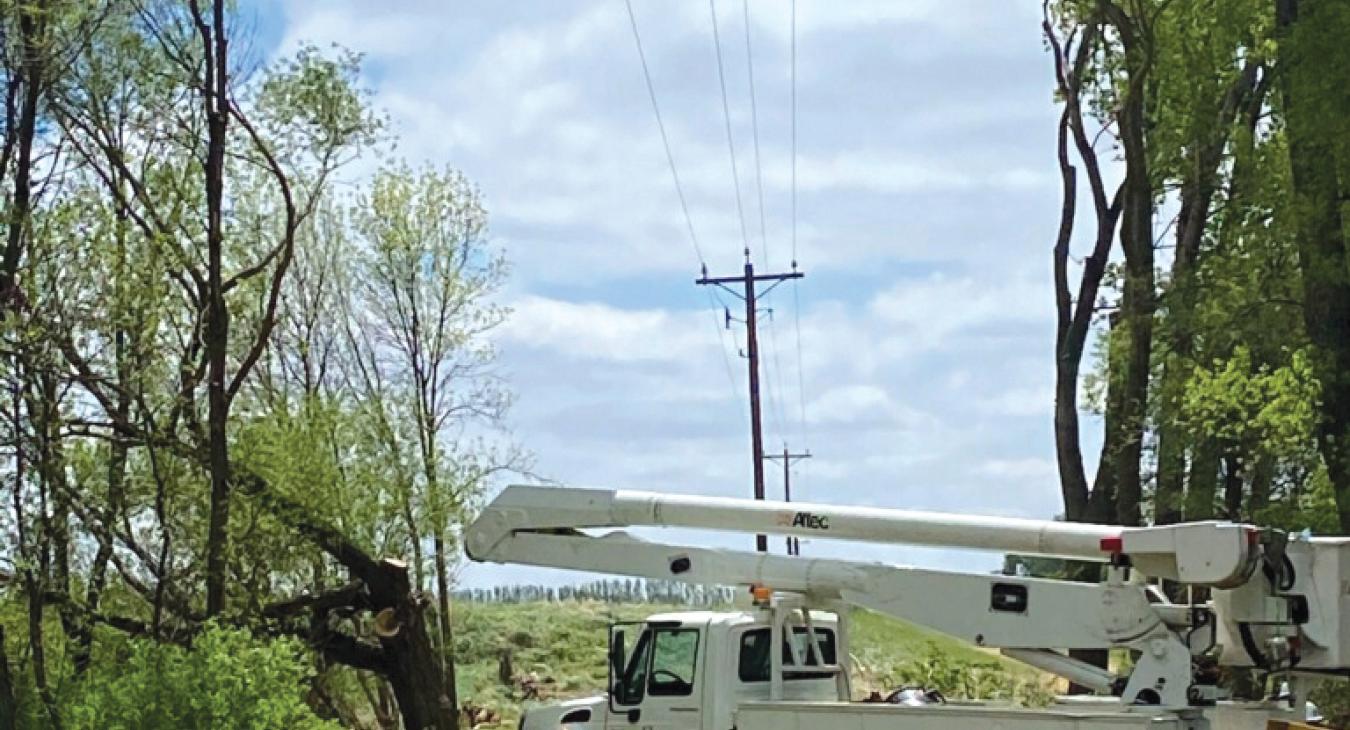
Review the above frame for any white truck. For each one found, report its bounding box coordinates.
[465,486,1347,729]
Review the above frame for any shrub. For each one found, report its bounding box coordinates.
[62,625,338,730]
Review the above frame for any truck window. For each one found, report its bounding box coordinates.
[738,627,837,682]
[647,628,699,696]
[618,629,653,705]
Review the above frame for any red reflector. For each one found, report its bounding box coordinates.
[1100,536,1124,553]
[1247,529,1260,546]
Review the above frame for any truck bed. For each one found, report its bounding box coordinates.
[734,700,1292,730]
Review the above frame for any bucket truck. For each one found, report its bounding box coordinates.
[465,486,1348,729]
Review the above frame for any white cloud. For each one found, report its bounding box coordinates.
[277,6,433,59]
[978,386,1055,417]
[870,272,1048,339]
[769,152,1051,195]
[268,0,1085,588]
[501,296,712,364]
[807,384,922,427]
[276,0,1064,284]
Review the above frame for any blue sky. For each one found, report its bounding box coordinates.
[253,1,1109,587]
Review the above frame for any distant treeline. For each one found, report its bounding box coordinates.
[455,579,740,606]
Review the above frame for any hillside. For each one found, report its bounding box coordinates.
[452,600,1051,725]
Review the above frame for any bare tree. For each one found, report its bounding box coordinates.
[1045,3,1124,525]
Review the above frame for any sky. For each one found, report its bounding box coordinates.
[253,1,1105,587]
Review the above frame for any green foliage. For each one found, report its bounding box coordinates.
[1312,681,1350,729]
[848,608,1051,705]
[258,44,381,155]
[1252,468,1340,535]
[61,625,337,730]
[1182,346,1319,456]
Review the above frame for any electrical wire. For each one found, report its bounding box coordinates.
[741,0,790,449]
[708,0,752,260]
[763,309,791,447]
[624,0,744,414]
[789,0,809,450]
[625,0,706,265]
[706,290,747,416]
[742,0,769,267]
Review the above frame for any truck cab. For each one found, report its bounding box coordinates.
[518,608,842,730]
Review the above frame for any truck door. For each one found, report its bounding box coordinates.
[607,623,703,730]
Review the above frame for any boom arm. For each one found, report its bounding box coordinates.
[466,485,1350,709]
[466,486,1258,585]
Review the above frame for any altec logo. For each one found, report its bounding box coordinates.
[791,512,830,530]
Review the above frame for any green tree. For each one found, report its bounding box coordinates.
[1274,0,1350,532]
[347,163,521,714]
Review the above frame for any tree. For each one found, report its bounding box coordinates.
[347,162,518,714]
[1150,0,1269,525]
[1045,1,1125,526]
[1274,0,1350,532]
[0,1,500,726]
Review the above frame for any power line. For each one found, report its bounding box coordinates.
[625,0,705,264]
[742,0,769,267]
[790,0,809,449]
[763,306,791,446]
[792,283,808,444]
[624,0,743,413]
[705,290,746,415]
[741,0,788,453]
[790,0,798,266]
[708,0,752,260]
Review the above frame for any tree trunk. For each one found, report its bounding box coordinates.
[357,672,400,730]
[0,0,46,307]
[372,558,458,730]
[1112,46,1155,529]
[73,431,128,673]
[1187,439,1222,520]
[1248,454,1273,518]
[0,625,16,730]
[1053,109,1091,522]
[378,679,401,730]
[201,0,232,618]
[402,494,425,589]
[1222,451,1244,521]
[434,533,460,715]
[33,374,71,596]
[26,574,62,730]
[1055,359,1091,521]
[1092,312,1126,527]
[248,478,457,729]
[1155,174,1208,527]
[1276,0,1350,534]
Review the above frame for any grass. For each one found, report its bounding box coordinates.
[452,601,1052,725]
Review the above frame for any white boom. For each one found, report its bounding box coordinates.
[467,486,1259,585]
[466,485,1350,712]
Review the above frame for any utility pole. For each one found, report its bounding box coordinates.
[698,259,803,552]
[764,448,811,555]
